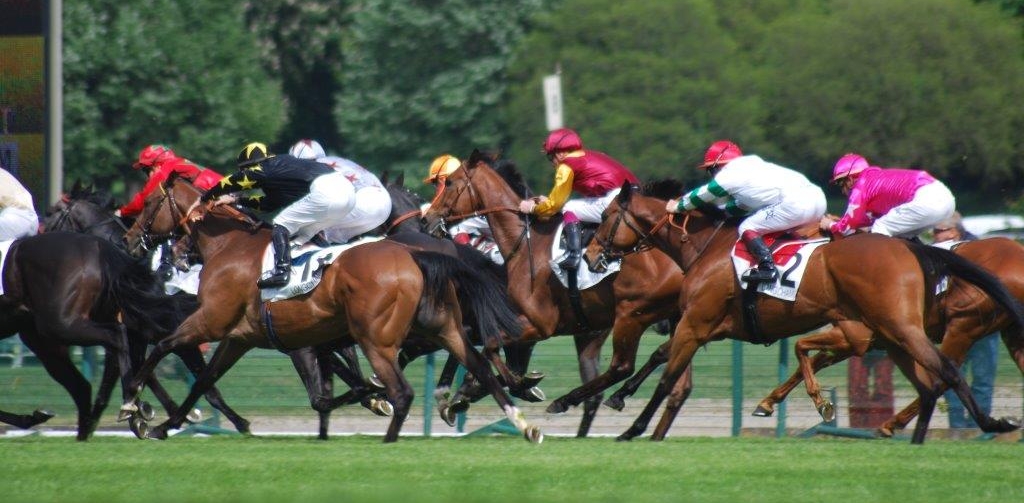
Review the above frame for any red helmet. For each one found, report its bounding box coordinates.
[132,144,175,169]
[698,140,742,169]
[542,128,584,154]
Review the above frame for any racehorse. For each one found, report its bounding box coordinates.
[421,151,689,429]
[753,236,1024,436]
[43,183,255,435]
[0,232,195,439]
[47,182,394,439]
[584,182,1023,443]
[123,177,542,443]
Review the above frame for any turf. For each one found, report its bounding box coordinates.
[2,435,1022,503]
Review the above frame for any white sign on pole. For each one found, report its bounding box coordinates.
[543,73,563,131]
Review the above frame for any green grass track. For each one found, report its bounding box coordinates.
[2,435,1022,503]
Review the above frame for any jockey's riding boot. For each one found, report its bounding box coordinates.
[741,235,779,284]
[258,224,292,288]
[558,220,582,270]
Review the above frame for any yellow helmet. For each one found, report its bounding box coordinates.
[237,142,272,168]
[424,154,462,183]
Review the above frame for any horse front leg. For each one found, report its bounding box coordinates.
[175,346,251,433]
[573,329,610,437]
[606,341,669,411]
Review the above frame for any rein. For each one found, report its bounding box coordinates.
[596,201,726,273]
[385,209,422,235]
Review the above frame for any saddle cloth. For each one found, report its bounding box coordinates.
[260,235,384,302]
[0,239,14,296]
[730,237,829,301]
[931,239,967,295]
[549,223,620,290]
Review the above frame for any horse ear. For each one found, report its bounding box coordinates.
[71,179,82,194]
[618,182,634,204]
[394,171,405,187]
[468,149,484,168]
[380,170,390,185]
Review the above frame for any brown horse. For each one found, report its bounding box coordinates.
[584,183,1022,443]
[754,236,1024,436]
[122,177,542,443]
[421,151,688,427]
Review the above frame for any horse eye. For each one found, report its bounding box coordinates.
[444,179,452,187]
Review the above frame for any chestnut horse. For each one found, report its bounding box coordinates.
[754,236,1024,436]
[584,183,1022,443]
[122,177,541,443]
[421,151,687,428]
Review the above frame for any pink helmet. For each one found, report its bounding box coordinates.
[698,140,742,169]
[542,128,583,154]
[831,153,869,182]
[132,144,175,169]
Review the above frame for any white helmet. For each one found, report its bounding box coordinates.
[288,139,326,160]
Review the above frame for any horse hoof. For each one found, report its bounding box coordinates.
[603,396,626,411]
[139,401,156,422]
[371,398,393,417]
[990,416,1021,433]
[545,400,569,414]
[129,416,149,440]
[145,425,168,440]
[521,371,545,388]
[185,408,202,424]
[117,402,138,422]
[368,375,386,391]
[519,386,546,403]
[615,432,636,442]
[523,426,544,444]
[31,409,56,424]
[752,404,774,417]
[439,406,456,427]
[877,425,895,438]
[817,402,835,423]
[448,399,470,415]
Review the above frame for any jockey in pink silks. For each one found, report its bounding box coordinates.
[821,153,955,240]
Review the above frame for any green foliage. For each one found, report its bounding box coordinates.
[63,0,285,189]
[244,1,351,152]
[336,0,547,185]
[758,0,1024,189]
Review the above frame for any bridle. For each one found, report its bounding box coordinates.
[132,180,260,255]
[48,196,130,236]
[591,191,726,273]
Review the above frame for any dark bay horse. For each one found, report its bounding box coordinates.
[123,177,541,443]
[754,236,1024,436]
[42,183,254,434]
[584,183,1022,443]
[421,151,688,428]
[0,232,195,439]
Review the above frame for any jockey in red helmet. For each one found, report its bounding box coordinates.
[519,128,639,270]
[666,140,826,285]
[117,145,224,218]
[822,153,955,239]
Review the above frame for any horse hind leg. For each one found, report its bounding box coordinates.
[176,346,251,433]
[606,341,670,411]
[359,346,413,443]
[0,409,55,429]
[19,334,94,440]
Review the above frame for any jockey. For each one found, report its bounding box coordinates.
[197,142,356,288]
[288,139,392,244]
[0,166,39,240]
[821,153,955,239]
[666,140,826,284]
[424,154,503,265]
[117,145,223,218]
[518,128,639,270]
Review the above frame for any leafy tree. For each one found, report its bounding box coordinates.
[244,1,351,153]
[63,0,285,191]
[503,0,766,190]
[336,0,548,185]
[757,0,1024,194]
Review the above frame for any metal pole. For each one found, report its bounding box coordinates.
[776,338,788,437]
[46,0,63,204]
[731,340,743,437]
[423,352,435,437]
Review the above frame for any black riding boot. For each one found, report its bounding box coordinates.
[558,220,582,270]
[741,235,779,284]
[257,225,292,288]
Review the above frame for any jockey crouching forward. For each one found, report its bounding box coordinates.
[117,144,224,219]
[666,140,826,285]
[518,128,639,270]
[821,153,955,241]
[195,142,356,288]
[0,166,38,240]
[288,139,392,244]
[424,154,504,265]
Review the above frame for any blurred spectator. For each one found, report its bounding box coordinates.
[932,212,998,429]
[847,350,894,428]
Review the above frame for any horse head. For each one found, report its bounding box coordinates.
[382,171,427,235]
[124,174,197,257]
[43,180,125,244]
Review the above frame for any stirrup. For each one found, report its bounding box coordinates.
[257,269,290,288]
[558,252,581,270]
[741,266,778,283]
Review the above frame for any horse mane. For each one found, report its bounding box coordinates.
[469,150,532,198]
[68,180,116,209]
[641,179,685,200]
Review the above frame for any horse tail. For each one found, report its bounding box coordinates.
[905,241,1024,329]
[411,250,521,347]
[106,248,197,337]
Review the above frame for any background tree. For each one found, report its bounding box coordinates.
[336,0,548,184]
[63,0,285,191]
[244,0,350,153]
